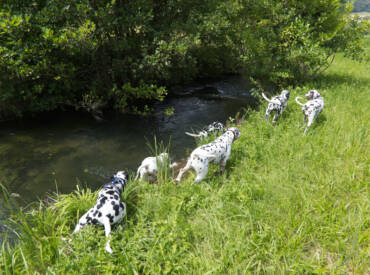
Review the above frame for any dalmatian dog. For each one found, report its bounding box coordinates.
[295,89,324,135]
[135,152,177,182]
[185,121,224,139]
[261,90,290,124]
[175,127,240,184]
[71,170,128,253]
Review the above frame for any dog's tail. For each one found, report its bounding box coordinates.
[261,92,272,103]
[185,131,203,137]
[185,130,209,138]
[135,165,146,181]
[295,96,305,106]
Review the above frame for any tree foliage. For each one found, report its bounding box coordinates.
[0,0,365,118]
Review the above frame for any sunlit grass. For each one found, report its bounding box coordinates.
[0,40,369,273]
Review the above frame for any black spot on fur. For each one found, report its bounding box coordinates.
[113,204,120,216]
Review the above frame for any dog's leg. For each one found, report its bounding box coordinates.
[219,159,228,174]
[265,109,270,120]
[73,212,89,234]
[303,114,307,125]
[64,212,89,242]
[193,164,208,184]
[140,167,148,181]
[304,116,314,135]
[219,147,231,174]
[175,159,192,183]
[272,113,279,125]
[191,157,209,184]
[102,218,113,254]
[134,166,142,181]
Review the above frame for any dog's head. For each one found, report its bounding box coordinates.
[281,90,290,100]
[109,170,129,191]
[226,127,241,141]
[305,89,321,100]
[206,122,224,132]
[113,170,128,182]
[105,170,129,191]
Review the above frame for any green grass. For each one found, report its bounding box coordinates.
[1,39,369,274]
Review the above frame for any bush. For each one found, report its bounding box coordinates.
[0,0,365,119]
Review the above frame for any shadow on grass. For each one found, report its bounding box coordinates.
[314,71,370,89]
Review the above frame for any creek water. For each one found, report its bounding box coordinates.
[0,76,257,206]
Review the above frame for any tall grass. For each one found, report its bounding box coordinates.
[0,39,369,273]
[145,136,173,184]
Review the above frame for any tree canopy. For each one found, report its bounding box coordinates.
[0,0,365,118]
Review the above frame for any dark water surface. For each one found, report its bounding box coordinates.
[0,76,257,205]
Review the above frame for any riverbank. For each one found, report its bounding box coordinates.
[1,39,369,273]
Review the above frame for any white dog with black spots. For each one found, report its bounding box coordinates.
[262,90,290,124]
[71,170,128,253]
[295,89,324,135]
[135,152,177,182]
[175,127,240,184]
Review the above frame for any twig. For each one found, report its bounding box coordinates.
[312,53,336,79]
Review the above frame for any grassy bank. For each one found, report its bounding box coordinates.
[1,41,369,273]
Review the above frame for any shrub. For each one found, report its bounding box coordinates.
[0,0,365,119]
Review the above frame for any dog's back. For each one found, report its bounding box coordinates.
[296,90,324,134]
[175,127,240,183]
[302,97,324,116]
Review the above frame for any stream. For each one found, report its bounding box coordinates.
[0,76,257,205]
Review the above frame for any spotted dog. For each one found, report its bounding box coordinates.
[185,122,224,139]
[72,170,128,253]
[295,89,324,135]
[175,127,240,184]
[262,90,290,124]
[135,152,177,182]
